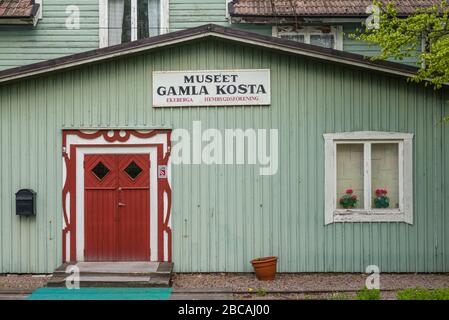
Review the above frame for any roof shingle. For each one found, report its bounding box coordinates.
[229,0,443,17]
[0,0,38,18]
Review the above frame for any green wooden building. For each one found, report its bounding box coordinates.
[0,24,448,274]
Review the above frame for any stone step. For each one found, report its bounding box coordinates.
[49,262,173,288]
[53,262,173,277]
[47,274,171,288]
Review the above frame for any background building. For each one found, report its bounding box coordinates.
[0,0,438,70]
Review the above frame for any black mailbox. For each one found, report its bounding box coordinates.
[16,189,36,217]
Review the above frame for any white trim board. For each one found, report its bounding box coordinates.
[99,0,108,48]
[323,131,414,225]
[63,131,171,262]
[36,0,43,19]
[225,0,232,19]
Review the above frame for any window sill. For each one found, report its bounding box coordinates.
[331,209,412,224]
[334,208,401,215]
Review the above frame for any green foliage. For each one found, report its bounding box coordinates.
[356,286,381,300]
[352,0,449,89]
[329,292,351,300]
[255,288,267,297]
[374,196,390,208]
[397,287,449,300]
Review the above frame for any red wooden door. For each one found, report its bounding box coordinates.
[117,154,151,260]
[84,154,150,261]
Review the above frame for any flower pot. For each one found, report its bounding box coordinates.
[250,256,278,281]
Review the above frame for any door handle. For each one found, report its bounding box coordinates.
[118,202,126,207]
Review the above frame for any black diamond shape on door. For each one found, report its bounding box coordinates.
[92,162,110,180]
[125,161,143,179]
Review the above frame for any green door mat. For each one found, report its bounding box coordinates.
[28,288,173,300]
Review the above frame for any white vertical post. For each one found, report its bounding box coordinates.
[364,143,371,210]
[35,0,43,19]
[99,0,109,47]
[324,139,336,225]
[225,0,232,19]
[161,0,169,34]
[131,0,138,41]
[403,138,414,224]
[398,141,404,211]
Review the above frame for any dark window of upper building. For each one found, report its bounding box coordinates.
[105,0,162,46]
[273,26,343,50]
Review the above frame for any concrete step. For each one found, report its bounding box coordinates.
[47,274,171,288]
[53,262,173,277]
[48,262,173,288]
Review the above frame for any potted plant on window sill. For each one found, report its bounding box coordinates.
[374,189,390,208]
[339,189,358,209]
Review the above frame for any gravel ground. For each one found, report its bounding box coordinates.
[232,291,398,300]
[172,273,449,293]
[0,275,49,291]
[1,273,448,300]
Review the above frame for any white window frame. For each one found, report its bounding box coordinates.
[272,25,343,50]
[323,132,414,225]
[99,0,169,48]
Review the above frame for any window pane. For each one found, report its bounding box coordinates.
[372,143,400,209]
[92,162,110,181]
[108,0,131,45]
[336,144,364,209]
[148,0,160,37]
[310,34,335,48]
[280,34,305,43]
[137,0,160,39]
[124,161,143,179]
[137,0,149,39]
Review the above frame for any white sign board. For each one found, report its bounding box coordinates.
[152,69,271,107]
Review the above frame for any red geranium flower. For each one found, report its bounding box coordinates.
[376,188,388,195]
[346,188,353,194]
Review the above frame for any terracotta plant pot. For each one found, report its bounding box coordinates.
[250,256,278,281]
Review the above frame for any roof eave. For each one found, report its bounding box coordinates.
[0,24,420,84]
[229,13,412,19]
[0,4,41,25]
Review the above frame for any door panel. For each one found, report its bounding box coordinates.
[84,189,117,261]
[84,154,118,261]
[84,153,150,261]
[117,154,151,261]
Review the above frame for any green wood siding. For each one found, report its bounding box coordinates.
[0,1,99,70]
[343,23,419,66]
[169,0,228,31]
[0,38,448,273]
